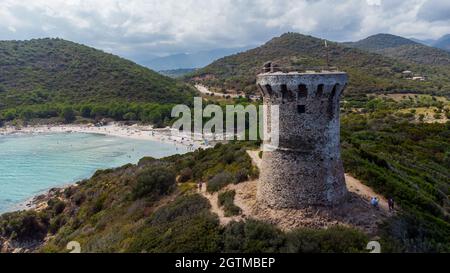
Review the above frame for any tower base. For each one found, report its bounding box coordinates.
[257,150,348,209]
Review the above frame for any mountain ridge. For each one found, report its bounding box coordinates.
[346,33,450,66]
[412,34,450,52]
[188,32,450,97]
[146,46,254,70]
[344,33,419,51]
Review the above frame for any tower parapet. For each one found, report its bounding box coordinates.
[257,63,348,209]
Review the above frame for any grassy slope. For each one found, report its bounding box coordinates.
[188,33,450,97]
[0,38,196,110]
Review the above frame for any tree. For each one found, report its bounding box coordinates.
[3,110,16,121]
[123,112,137,121]
[61,107,76,123]
[20,109,34,121]
[80,105,92,118]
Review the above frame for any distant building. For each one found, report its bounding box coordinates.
[412,76,426,81]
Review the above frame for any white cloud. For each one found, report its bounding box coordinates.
[0,0,449,63]
[417,0,450,22]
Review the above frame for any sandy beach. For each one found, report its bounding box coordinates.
[0,122,213,213]
[0,122,212,150]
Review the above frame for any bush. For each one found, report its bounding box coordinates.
[127,195,221,253]
[218,190,241,217]
[218,191,242,217]
[234,169,249,183]
[149,194,211,225]
[178,167,193,183]
[49,215,66,234]
[47,199,66,215]
[218,190,235,207]
[72,192,86,206]
[207,171,236,193]
[132,165,176,200]
[80,105,92,118]
[283,226,368,253]
[0,211,49,241]
[223,220,285,253]
[123,112,137,121]
[61,107,76,123]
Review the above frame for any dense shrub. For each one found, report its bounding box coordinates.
[283,226,368,253]
[72,192,86,206]
[149,194,211,225]
[61,107,76,123]
[379,212,450,253]
[178,168,193,183]
[223,220,285,253]
[47,199,66,215]
[341,111,450,252]
[0,211,49,241]
[218,190,241,217]
[207,171,236,193]
[49,215,66,234]
[132,165,176,200]
[127,195,222,253]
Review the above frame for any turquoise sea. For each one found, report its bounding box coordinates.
[0,132,187,213]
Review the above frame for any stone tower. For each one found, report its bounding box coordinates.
[257,63,348,209]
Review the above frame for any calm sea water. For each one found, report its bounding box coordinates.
[0,132,187,213]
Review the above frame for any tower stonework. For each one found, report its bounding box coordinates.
[257,66,349,209]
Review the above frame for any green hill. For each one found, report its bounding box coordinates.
[0,38,196,110]
[159,68,197,79]
[344,33,418,51]
[1,109,449,253]
[188,33,450,97]
[346,34,450,66]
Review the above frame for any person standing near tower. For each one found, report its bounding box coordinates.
[388,197,395,212]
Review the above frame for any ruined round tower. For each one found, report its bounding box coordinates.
[257,63,348,209]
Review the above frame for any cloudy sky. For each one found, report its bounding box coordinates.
[0,0,449,61]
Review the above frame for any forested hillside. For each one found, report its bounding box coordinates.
[0,38,196,109]
[188,33,450,97]
[346,34,450,66]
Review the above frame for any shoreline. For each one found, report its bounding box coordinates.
[8,183,76,213]
[0,122,212,150]
[0,122,214,214]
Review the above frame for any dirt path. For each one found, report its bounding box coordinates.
[195,84,243,99]
[200,150,393,233]
[198,186,244,226]
[247,150,389,211]
[345,174,389,211]
[247,150,262,169]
